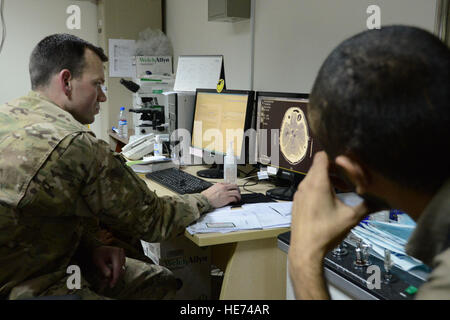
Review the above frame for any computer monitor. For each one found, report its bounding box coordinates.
[256,91,322,200]
[190,89,254,179]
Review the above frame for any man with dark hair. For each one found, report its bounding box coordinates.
[0,33,240,299]
[29,33,108,91]
[289,25,450,299]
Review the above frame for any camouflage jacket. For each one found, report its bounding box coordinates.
[406,178,450,299]
[0,91,213,299]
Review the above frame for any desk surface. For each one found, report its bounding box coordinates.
[141,164,289,299]
[140,165,289,247]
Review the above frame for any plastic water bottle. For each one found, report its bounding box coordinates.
[118,107,128,139]
[154,135,162,156]
[224,142,237,184]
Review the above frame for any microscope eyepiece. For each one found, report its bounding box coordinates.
[120,78,140,93]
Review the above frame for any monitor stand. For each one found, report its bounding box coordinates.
[197,164,224,179]
[266,171,304,201]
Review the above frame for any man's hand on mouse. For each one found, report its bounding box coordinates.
[201,183,241,208]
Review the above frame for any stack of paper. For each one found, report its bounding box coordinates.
[350,219,424,271]
[126,157,175,173]
[253,202,292,229]
[334,193,424,271]
[186,202,293,234]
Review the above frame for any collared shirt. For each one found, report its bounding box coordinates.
[0,92,213,299]
[406,179,450,299]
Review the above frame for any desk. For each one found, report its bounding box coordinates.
[140,165,289,299]
[108,129,133,152]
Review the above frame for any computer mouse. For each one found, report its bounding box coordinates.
[230,200,243,208]
[228,202,244,209]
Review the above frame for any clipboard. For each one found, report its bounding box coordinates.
[174,55,226,92]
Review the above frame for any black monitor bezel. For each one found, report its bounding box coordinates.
[255,91,311,176]
[191,88,255,163]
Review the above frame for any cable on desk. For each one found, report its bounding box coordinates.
[240,180,259,193]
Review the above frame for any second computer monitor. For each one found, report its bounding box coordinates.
[256,91,322,199]
[191,89,254,178]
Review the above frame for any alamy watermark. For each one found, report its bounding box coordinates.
[367,5,381,30]
[65,4,380,31]
[66,5,81,30]
[66,265,81,290]
[366,265,381,290]
[170,126,280,167]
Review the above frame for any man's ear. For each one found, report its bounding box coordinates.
[58,69,72,96]
[335,155,371,194]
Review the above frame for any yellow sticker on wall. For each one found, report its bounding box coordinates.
[217,79,225,93]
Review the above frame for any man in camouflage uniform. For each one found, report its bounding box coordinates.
[0,34,241,300]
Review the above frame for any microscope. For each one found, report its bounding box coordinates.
[119,78,196,158]
[130,96,168,136]
[120,78,170,141]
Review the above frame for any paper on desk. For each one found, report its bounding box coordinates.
[186,209,262,234]
[186,202,293,234]
[241,202,292,216]
[254,210,291,229]
[243,202,292,229]
[233,202,293,229]
[265,202,293,216]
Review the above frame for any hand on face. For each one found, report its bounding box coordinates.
[201,183,241,208]
[289,151,369,262]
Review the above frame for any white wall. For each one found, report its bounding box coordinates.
[166,0,437,93]
[0,1,438,140]
[253,0,437,93]
[165,0,253,90]
[0,0,101,136]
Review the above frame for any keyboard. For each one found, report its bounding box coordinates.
[145,168,213,194]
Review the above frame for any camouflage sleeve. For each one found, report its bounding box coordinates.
[68,133,213,243]
[80,218,104,252]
